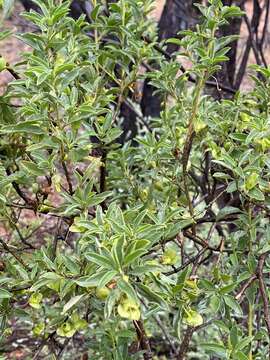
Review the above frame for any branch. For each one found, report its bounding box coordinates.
[6,168,38,211]
[32,331,56,360]
[100,149,107,194]
[235,274,257,302]
[177,318,218,359]
[61,161,73,195]
[257,252,270,340]
[164,248,209,276]
[183,230,217,252]
[235,1,262,88]
[133,320,153,360]
[6,66,20,80]
[177,326,194,360]
[0,237,30,271]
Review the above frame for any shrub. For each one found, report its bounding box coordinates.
[0,0,270,359]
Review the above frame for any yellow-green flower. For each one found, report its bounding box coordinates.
[29,292,43,309]
[118,298,141,321]
[183,309,203,327]
[57,322,76,338]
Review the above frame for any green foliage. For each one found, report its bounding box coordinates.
[0,0,270,359]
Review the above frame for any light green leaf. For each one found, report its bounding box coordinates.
[62,294,85,314]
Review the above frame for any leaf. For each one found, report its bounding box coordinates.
[117,279,138,302]
[212,159,235,172]
[0,30,12,41]
[245,172,259,191]
[20,161,45,177]
[112,236,125,269]
[223,295,243,315]
[104,290,119,319]
[85,252,115,270]
[234,336,252,351]
[88,191,112,206]
[3,0,15,19]
[234,351,248,360]
[216,206,240,220]
[210,295,221,313]
[97,270,117,289]
[248,187,265,201]
[62,294,85,314]
[123,249,146,266]
[165,219,194,238]
[74,270,109,288]
[55,63,75,76]
[219,283,237,294]
[136,283,166,307]
[200,343,227,357]
[0,288,12,299]
[0,121,45,135]
[166,38,182,46]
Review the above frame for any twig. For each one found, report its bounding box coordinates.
[243,13,263,66]
[183,230,218,252]
[154,315,177,354]
[177,326,194,360]
[0,237,29,271]
[177,319,217,359]
[235,1,262,88]
[58,338,71,359]
[259,0,269,51]
[10,218,36,249]
[146,213,239,257]
[52,218,61,260]
[32,331,56,360]
[235,274,257,303]
[133,320,153,360]
[6,168,37,211]
[100,149,107,194]
[164,248,209,276]
[257,251,270,353]
[6,66,20,80]
[62,161,73,195]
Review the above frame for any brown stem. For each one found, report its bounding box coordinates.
[100,149,107,194]
[235,275,257,302]
[0,237,29,270]
[52,218,62,260]
[32,331,56,360]
[6,168,37,211]
[177,326,194,360]
[165,248,209,276]
[257,252,270,351]
[6,66,20,80]
[133,320,152,360]
[61,161,73,195]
